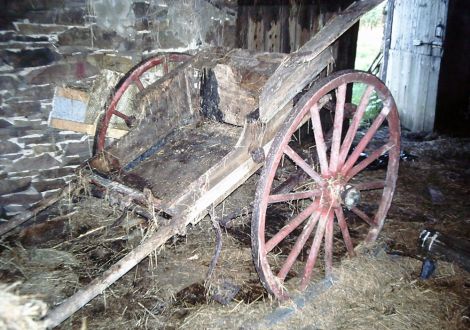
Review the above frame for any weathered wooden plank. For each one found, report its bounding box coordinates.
[237,1,351,54]
[386,50,440,132]
[203,49,286,126]
[259,0,384,122]
[49,118,128,138]
[381,0,394,81]
[50,86,89,123]
[208,63,258,125]
[55,86,89,102]
[127,121,241,201]
[389,0,448,57]
[385,0,448,132]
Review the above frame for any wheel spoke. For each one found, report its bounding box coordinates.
[324,210,334,277]
[329,84,346,173]
[345,142,395,180]
[163,57,169,74]
[265,200,320,253]
[310,103,329,176]
[284,145,323,185]
[277,210,321,281]
[351,206,375,226]
[300,209,330,290]
[354,181,386,191]
[268,189,321,204]
[338,85,374,166]
[134,77,145,91]
[272,169,308,195]
[111,109,131,121]
[335,207,355,257]
[341,105,391,175]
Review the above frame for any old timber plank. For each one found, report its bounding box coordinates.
[259,0,384,122]
[127,120,241,201]
[50,118,128,138]
[209,49,286,126]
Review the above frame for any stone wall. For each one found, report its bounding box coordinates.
[0,0,236,220]
[0,25,94,218]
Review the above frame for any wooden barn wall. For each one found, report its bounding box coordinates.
[435,0,470,136]
[236,0,358,71]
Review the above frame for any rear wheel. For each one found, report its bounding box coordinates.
[93,53,191,154]
[252,70,400,299]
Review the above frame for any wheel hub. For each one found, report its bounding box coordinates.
[341,185,361,210]
[320,179,361,209]
[321,176,345,206]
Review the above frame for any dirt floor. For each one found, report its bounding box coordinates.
[0,133,469,330]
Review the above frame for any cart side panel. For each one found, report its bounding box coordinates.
[90,60,202,173]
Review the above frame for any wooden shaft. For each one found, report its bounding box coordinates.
[43,224,177,328]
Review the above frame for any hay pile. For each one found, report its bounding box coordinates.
[270,248,466,329]
[0,283,47,330]
[183,245,467,329]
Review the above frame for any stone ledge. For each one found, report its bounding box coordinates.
[0,140,21,154]
[0,177,32,195]
[0,119,12,128]
[32,144,60,155]
[32,178,65,192]
[39,166,77,179]
[6,153,62,172]
[0,191,42,205]
[13,118,45,129]
[1,101,42,117]
[0,153,22,161]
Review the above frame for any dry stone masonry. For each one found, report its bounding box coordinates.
[0,0,236,220]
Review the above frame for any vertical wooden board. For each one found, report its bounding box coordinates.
[265,20,281,52]
[387,50,441,132]
[390,0,449,56]
[288,13,298,53]
[386,0,449,132]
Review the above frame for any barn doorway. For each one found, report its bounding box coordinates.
[352,3,386,122]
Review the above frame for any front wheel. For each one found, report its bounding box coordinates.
[252,70,400,299]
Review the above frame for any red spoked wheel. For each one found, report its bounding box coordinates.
[252,70,400,299]
[93,53,191,154]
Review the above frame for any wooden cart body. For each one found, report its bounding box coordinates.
[88,0,377,234]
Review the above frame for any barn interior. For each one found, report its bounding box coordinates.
[0,0,469,329]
